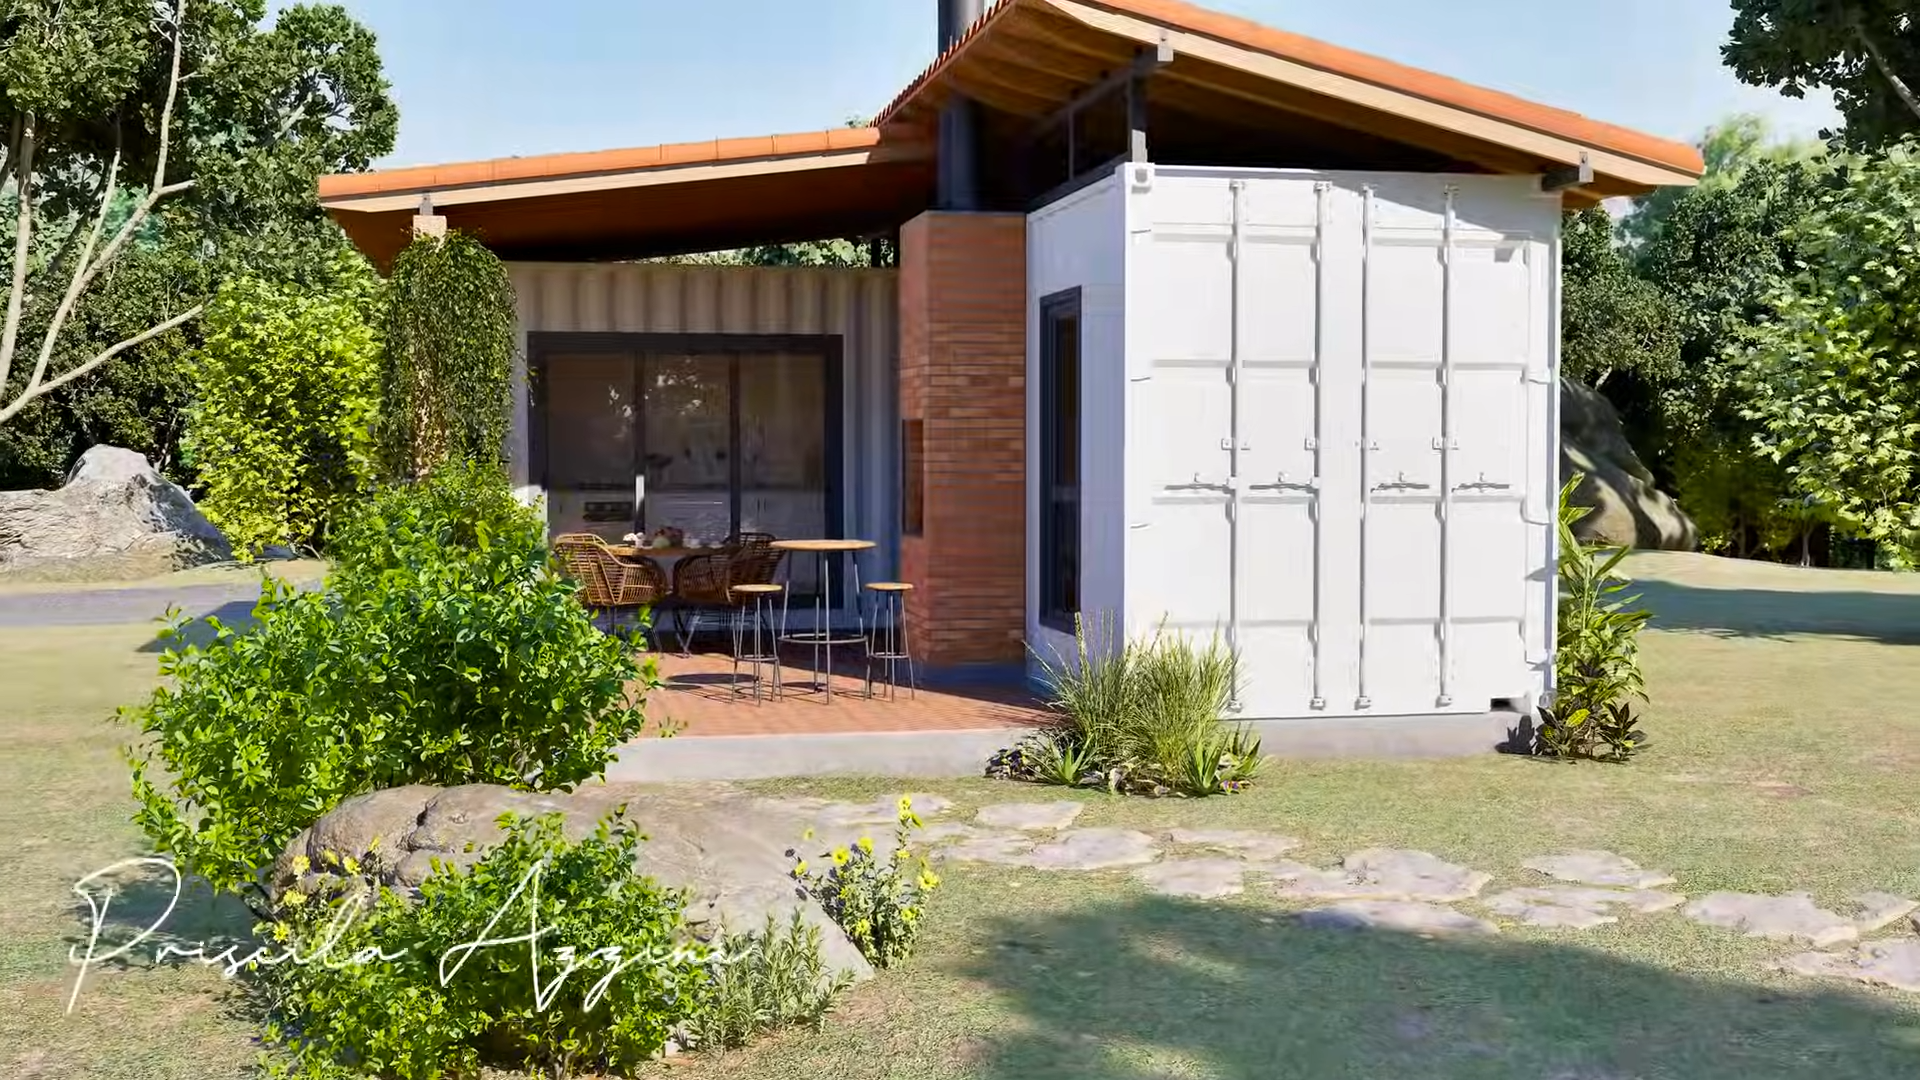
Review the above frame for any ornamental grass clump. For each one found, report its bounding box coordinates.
[788,796,940,969]
[995,613,1264,796]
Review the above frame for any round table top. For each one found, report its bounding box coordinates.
[607,544,726,560]
[772,538,875,552]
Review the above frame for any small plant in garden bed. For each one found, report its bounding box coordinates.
[682,911,853,1051]
[256,810,708,1079]
[788,796,940,970]
[1535,473,1654,762]
[992,614,1266,796]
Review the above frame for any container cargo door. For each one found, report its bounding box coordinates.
[1127,170,1330,718]
[1127,166,1553,720]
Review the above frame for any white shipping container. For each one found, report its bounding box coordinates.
[1027,163,1560,720]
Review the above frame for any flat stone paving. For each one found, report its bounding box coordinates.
[783,795,1920,993]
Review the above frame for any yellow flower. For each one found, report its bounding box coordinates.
[320,850,339,868]
[802,827,816,842]
[270,922,291,942]
[283,889,308,908]
[341,855,360,874]
[291,855,310,875]
[855,836,874,855]
[793,859,809,875]
[831,847,851,866]
[894,847,911,861]
[896,795,913,813]
[918,869,941,890]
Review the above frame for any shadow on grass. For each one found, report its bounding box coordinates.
[138,599,264,653]
[62,860,259,976]
[1632,579,1920,646]
[959,894,1920,1080]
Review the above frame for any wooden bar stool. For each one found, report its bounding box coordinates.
[862,582,916,701]
[728,583,784,704]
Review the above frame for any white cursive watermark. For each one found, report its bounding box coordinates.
[67,856,722,1017]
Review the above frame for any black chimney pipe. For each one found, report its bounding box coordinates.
[938,0,983,48]
[935,0,983,210]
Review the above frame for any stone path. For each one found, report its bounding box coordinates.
[775,793,1920,990]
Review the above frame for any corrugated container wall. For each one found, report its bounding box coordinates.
[505,262,901,581]
[1029,162,1559,721]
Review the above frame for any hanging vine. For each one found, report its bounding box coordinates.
[377,229,517,480]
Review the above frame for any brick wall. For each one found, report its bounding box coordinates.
[898,211,1028,668]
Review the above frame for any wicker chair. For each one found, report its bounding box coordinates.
[667,532,785,654]
[552,533,670,642]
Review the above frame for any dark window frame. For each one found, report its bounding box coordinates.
[1037,288,1082,633]
[526,331,847,606]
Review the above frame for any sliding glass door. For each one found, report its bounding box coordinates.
[538,338,839,600]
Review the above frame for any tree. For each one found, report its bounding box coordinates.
[0,0,396,429]
[1734,139,1920,558]
[378,230,517,480]
[1559,206,1681,391]
[185,257,382,557]
[1725,0,1920,149]
[1617,114,1822,251]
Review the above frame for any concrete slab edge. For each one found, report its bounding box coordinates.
[606,710,1518,782]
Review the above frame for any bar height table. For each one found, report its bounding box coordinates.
[772,538,874,701]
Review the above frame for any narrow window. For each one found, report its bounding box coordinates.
[901,418,925,537]
[1039,289,1081,631]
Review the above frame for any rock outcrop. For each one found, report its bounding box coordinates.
[1560,378,1697,550]
[0,445,231,581]
[273,782,876,983]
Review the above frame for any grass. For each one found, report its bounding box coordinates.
[6,552,1920,1077]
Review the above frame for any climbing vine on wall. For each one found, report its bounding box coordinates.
[377,230,518,480]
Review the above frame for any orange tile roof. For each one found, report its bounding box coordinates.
[878,0,1703,176]
[319,0,1701,228]
[318,125,885,201]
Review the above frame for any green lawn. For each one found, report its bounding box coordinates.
[6,553,1920,1078]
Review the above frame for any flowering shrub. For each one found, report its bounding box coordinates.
[788,796,940,969]
[256,811,706,1079]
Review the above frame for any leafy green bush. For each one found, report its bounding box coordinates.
[186,261,383,558]
[123,464,656,899]
[1005,615,1264,796]
[378,230,517,480]
[257,811,706,1079]
[789,796,940,970]
[682,911,852,1051]
[1536,474,1654,762]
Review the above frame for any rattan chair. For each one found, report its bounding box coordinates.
[667,532,785,654]
[552,533,669,642]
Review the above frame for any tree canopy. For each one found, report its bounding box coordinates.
[1724,0,1920,148]
[0,1,395,485]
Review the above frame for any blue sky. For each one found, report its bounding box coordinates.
[327,0,1840,168]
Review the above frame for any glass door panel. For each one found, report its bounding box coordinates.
[740,351,829,600]
[544,352,636,541]
[639,354,731,544]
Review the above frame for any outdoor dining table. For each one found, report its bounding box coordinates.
[771,538,874,701]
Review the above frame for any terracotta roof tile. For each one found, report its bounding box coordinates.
[318,125,885,200]
[877,0,1702,176]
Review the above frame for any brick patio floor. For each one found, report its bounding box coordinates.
[636,642,1052,737]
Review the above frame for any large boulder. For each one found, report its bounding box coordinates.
[272,782,875,984]
[1560,378,1697,551]
[0,445,232,581]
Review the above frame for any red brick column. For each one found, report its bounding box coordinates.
[897,211,1028,669]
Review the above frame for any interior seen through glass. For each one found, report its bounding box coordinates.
[543,350,830,599]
